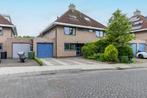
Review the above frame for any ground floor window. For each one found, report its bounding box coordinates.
[64,43,76,51]
[0,43,3,51]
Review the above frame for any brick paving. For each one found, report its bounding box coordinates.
[0,69,147,98]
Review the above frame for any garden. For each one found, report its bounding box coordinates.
[82,10,135,63]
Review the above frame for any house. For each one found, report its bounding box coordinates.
[0,15,17,58]
[0,15,32,59]
[130,10,147,55]
[34,4,105,58]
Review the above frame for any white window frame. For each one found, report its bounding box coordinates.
[64,27,76,35]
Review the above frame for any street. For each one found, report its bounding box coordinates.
[0,69,147,98]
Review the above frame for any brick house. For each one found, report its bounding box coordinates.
[0,15,32,59]
[34,4,105,58]
[0,15,17,56]
[130,10,147,55]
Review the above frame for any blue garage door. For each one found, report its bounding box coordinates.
[37,43,53,58]
[130,43,137,56]
[139,43,146,52]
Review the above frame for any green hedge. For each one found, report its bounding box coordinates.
[34,57,43,66]
[120,56,129,63]
[82,42,97,58]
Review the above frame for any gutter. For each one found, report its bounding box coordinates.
[131,28,147,33]
[41,22,105,35]
[0,24,17,36]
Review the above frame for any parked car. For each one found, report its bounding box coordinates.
[136,52,147,59]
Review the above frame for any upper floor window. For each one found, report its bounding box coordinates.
[0,27,3,36]
[96,31,105,37]
[64,27,76,35]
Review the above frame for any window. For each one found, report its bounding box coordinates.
[64,27,76,35]
[0,43,3,51]
[0,27,3,36]
[78,28,95,32]
[96,31,105,37]
[64,43,76,51]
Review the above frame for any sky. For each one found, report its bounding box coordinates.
[0,0,146,36]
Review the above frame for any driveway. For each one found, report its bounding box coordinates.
[0,59,39,67]
[42,57,103,66]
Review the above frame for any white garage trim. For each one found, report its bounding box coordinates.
[12,43,31,58]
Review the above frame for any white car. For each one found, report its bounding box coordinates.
[136,52,147,59]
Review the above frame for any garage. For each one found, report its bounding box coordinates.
[37,43,53,58]
[139,43,146,52]
[130,43,137,55]
[13,43,31,58]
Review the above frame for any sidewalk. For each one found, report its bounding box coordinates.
[0,64,116,76]
[0,63,147,76]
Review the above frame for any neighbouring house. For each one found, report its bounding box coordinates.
[0,15,32,59]
[130,10,147,55]
[34,4,106,58]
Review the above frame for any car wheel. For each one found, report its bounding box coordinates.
[138,54,144,59]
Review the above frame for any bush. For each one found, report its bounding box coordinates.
[117,45,134,60]
[82,42,97,58]
[104,44,118,62]
[34,57,43,66]
[99,54,106,62]
[95,39,110,53]
[120,56,129,63]
[87,53,102,60]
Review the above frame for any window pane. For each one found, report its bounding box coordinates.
[96,31,100,37]
[0,27,3,36]
[64,27,76,35]
[64,44,70,50]
[0,44,2,50]
[64,27,70,35]
[100,31,103,37]
[70,44,75,50]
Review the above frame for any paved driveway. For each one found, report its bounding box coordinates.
[0,59,39,67]
[42,57,102,66]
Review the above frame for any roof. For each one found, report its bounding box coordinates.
[41,6,105,35]
[0,15,17,35]
[0,15,13,25]
[55,9,105,29]
[130,15,147,32]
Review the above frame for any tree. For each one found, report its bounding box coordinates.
[105,10,134,47]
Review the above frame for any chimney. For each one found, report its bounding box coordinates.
[69,4,76,11]
[134,9,141,16]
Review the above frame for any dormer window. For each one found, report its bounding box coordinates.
[64,27,76,35]
[0,27,3,36]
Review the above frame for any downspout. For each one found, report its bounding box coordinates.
[55,26,58,58]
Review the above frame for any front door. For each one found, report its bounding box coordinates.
[76,44,84,56]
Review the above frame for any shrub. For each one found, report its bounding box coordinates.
[34,57,43,66]
[82,42,97,58]
[117,45,134,59]
[120,56,129,63]
[87,53,102,60]
[99,54,106,62]
[104,44,118,62]
[95,39,110,53]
